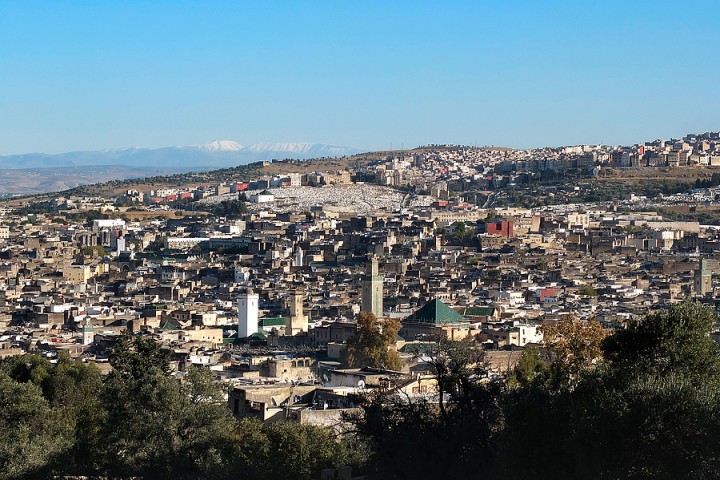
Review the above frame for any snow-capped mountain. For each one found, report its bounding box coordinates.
[242,142,358,157]
[199,140,244,152]
[195,140,357,157]
[0,141,362,170]
[0,140,364,194]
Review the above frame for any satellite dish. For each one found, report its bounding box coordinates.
[357,380,366,389]
[322,374,329,383]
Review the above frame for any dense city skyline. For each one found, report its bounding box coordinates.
[1,1,719,156]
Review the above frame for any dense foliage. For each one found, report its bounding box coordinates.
[3,301,720,479]
[199,198,248,217]
[341,311,403,371]
[0,335,362,479]
[350,300,720,479]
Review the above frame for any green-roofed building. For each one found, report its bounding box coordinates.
[401,298,479,342]
[403,298,466,324]
[259,317,315,333]
[259,317,287,331]
[160,318,183,331]
[455,306,498,320]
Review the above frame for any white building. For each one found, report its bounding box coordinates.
[249,190,275,203]
[235,266,251,283]
[238,289,259,338]
[93,219,126,229]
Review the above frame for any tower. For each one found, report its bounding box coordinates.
[694,258,712,296]
[362,257,383,318]
[82,321,94,345]
[285,289,307,336]
[238,289,259,338]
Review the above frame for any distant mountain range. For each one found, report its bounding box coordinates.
[0,141,362,195]
[0,141,362,170]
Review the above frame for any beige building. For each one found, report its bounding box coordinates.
[265,356,317,382]
[182,326,223,345]
[63,265,92,283]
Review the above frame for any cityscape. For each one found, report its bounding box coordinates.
[2,132,720,478]
[2,1,720,479]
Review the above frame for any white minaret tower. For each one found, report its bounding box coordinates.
[238,289,259,338]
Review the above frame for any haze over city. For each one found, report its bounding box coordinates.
[1,0,719,156]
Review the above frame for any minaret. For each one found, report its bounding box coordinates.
[362,257,384,318]
[82,320,94,345]
[286,289,307,336]
[238,289,259,338]
[694,258,712,296]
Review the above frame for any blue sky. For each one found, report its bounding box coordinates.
[0,0,719,155]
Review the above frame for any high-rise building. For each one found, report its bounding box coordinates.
[285,289,307,336]
[362,257,383,318]
[238,289,259,338]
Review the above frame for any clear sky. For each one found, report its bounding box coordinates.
[1,0,719,155]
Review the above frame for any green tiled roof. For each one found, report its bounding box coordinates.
[404,299,467,325]
[160,318,182,331]
[458,306,496,317]
[260,317,287,327]
[399,342,436,354]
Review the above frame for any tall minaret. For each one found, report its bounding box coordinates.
[285,289,307,336]
[694,258,712,296]
[238,288,259,338]
[82,319,94,345]
[362,257,383,318]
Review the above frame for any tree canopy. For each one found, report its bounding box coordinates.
[2,301,720,479]
[341,311,402,371]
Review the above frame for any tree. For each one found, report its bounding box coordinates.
[579,284,598,296]
[341,312,402,371]
[348,340,503,479]
[507,346,547,388]
[80,245,106,257]
[100,335,236,479]
[500,301,720,480]
[41,353,105,474]
[0,353,106,474]
[603,299,720,387]
[0,372,72,479]
[232,417,369,480]
[541,316,607,386]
